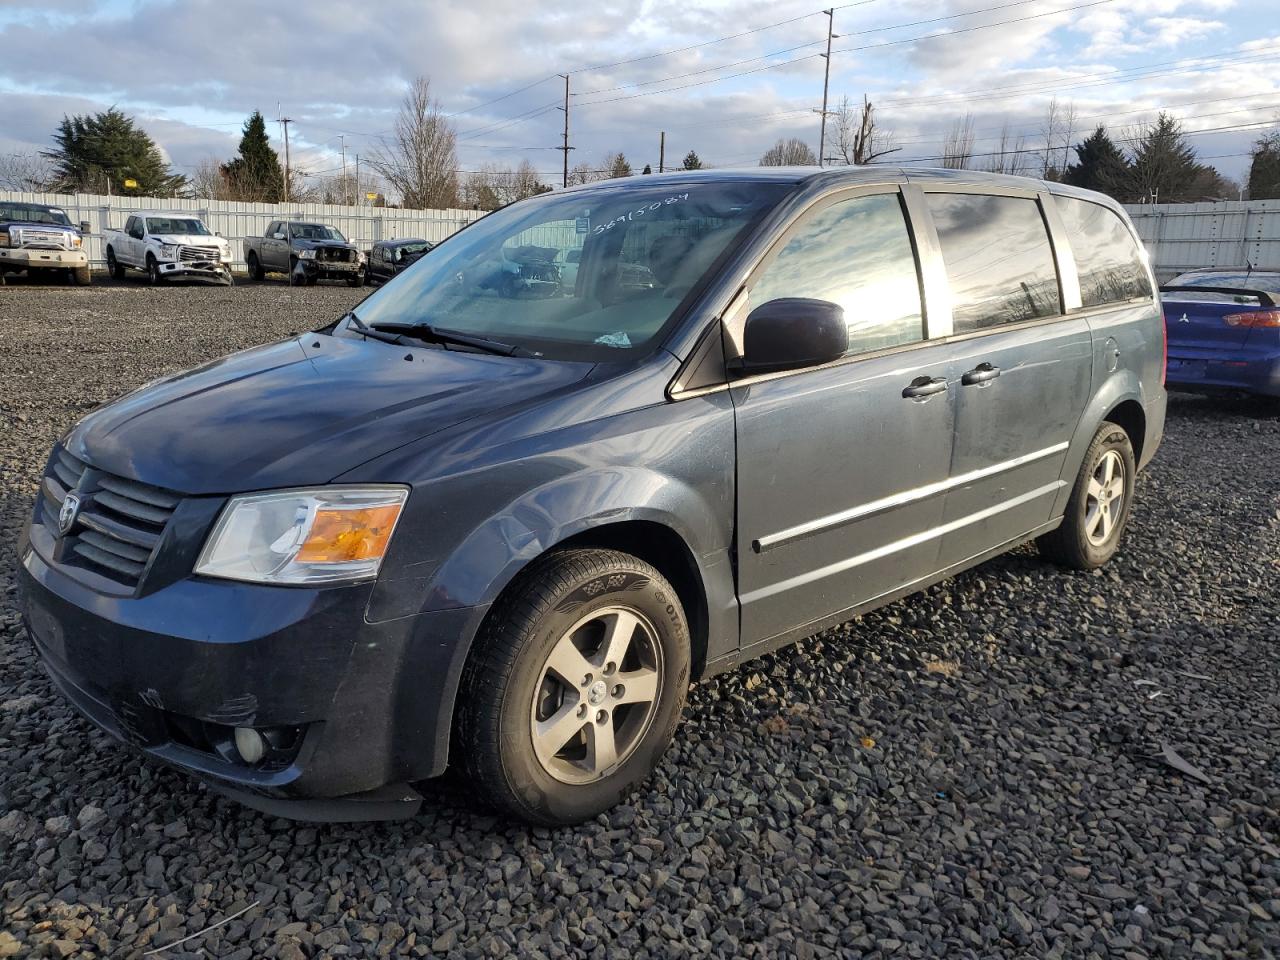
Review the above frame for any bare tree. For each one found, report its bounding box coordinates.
[760,137,817,166]
[368,76,459,209]
[832,95,899,165]
[942,114,976,170]
[1040,97,1077,180]
[461,159,552,211]
[567,160,599,186]
[188,157,229,199]
[0,152,55,191]
[984,122,1030,176]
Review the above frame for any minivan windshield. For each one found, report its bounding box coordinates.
[355,180,791,362]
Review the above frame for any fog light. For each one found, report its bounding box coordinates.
[234,726,266,764]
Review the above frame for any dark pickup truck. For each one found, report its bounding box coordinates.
[243,220,366,286]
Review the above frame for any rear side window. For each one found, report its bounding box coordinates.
[1056,197,1152,307]
[750,193,924,356]
[927,193,1062,332]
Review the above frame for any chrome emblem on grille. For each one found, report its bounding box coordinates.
[58,492,81,534]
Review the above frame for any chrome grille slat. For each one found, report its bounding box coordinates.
[77,529,152,564]
[179,245,220,262]
[77,511,161,550]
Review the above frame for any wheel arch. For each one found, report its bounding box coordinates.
[1103,397,1146,464]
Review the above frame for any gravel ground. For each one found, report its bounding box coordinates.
[1,280,1278,959]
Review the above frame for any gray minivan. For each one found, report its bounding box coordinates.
[19,167,1165,825]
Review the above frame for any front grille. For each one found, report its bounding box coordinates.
[179,245,220,262]
[317,247,352,263]
[40,447,181,590]
[16,228,69,250]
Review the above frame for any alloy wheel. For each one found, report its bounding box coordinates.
[528,605,663,785]
[1085,449,1125,546]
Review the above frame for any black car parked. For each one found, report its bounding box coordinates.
[19,168,1165,826]
[364,238,434,285]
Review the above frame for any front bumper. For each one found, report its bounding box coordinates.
[157,259,231,283]
[298,259,363,281]
[1166,351,1280,398]
[0,247,88,271]
[18,525,487,821]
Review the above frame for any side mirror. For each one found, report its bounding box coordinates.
[215,231,223,237]
[741,298,848,374]
[79,221,91,234]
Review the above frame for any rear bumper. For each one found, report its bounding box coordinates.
[1141,387,1166,470]
[0,247,87,270]
[1166,352,1280,397]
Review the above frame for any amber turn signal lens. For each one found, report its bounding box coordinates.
[296,504,402,563]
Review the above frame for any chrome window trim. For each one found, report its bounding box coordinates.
[741,480,1066,605]
[753,441,1069,552]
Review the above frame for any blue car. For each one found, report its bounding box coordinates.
[1161,270,1280,398]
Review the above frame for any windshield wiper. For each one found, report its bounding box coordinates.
[341,311,405,345]
[367,321,522,356]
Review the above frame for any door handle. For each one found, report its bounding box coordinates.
[902,376,948,400]
[961,363,1001,386]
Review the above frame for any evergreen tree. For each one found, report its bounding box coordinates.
[1129,113,1202,203]
[1248,132,1280,200]
[682,150,703,170]
[1062,126,1132,199]
[221,111,284,202]
[45,107,185,195]
[607,153,632,178]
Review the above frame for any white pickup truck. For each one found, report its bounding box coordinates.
[103,211,232,285]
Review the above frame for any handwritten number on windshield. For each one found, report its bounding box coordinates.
[593,194,690,235]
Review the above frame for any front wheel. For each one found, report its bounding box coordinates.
[456,549,690,825]
[146,254,162,286]
[72,264,91,286]
[347,269,364,288]
[1038,421,1136,569]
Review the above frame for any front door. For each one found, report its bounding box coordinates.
[920,190,1092,567]
[731,188,958,647]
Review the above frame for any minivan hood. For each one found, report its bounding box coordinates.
[66,335,592,495]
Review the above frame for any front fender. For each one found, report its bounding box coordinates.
[435,468,722,607]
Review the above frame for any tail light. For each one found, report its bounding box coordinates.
[1160,312,1167,386]
[1223,310,1280,328]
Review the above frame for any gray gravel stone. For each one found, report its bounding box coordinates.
[1,281,1278,958]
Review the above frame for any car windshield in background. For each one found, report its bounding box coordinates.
[0,203,72,226]
[356,181,791,362]
[146,218,211,236]
[293,223,347,241]
[397,242,431,257]
[1165,271,1280,304]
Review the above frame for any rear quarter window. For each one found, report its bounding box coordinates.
[1056,197,1152,308]
[927,193,1062,333]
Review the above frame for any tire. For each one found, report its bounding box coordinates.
[289,257,303,286]
[347,270,364,288]
[1037,421,1137,569]
[73,264,91,286]
[146,254,162,286]
[456,548,691,825]
[247,252,264,281]
[107,247,125,281]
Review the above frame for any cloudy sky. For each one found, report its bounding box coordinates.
[0,0,1276,194]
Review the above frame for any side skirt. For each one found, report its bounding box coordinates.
[700,518,1063,679]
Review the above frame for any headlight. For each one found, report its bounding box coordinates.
[356,250,367,263]
[195,486,408,585]
[0,232,10,248]
[298,249,316,259]
[71,235,83,248]
[159,243,179,257]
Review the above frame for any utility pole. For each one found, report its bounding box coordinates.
[557,73,572,188]
[279,117,293,203]
[659,131,665,173]
[340,135,348,204]
[817,9,835,169]
[354,154,360,206]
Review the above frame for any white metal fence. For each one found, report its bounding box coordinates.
[1123,200,1280,281]
[0,190,485,270]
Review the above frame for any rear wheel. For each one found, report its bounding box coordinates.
[106,247,125,281]
[1038,421,1136,569]
[456,548,690,825]
[247,252,264,281]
